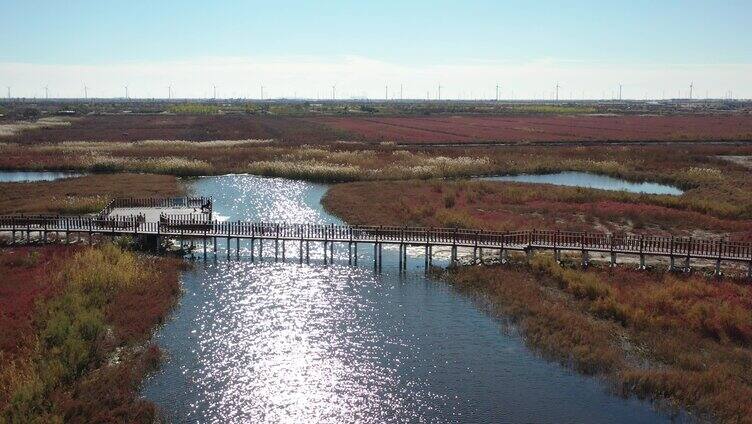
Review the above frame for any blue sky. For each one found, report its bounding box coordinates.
[1,0,750,99]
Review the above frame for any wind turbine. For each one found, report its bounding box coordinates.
[332,84,336,100]
[400,84,403,100]
[689,82,694,100]
[555,83,561,101]
[168,85,172,100]
[6,86,9,99]
[44,85,49,100]
[438,83,442,100]
[260,84,264,100]
[619,84,623,100]
[84,84,88,100]
[496,83,500,101]
[385,84,388,101]
[213,85,217,100]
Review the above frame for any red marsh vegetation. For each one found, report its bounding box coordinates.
[311,114,752,144]
[323,180,752,240]
[6,113,752,145]
[0,173,183,215]
[0,245,184,422]
[3,114,347,144]
[445,260,752,422]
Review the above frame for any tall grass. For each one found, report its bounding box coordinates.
[0,118,71,137]
[84,155,213,176]
[2,245,181,422]
[246,160,362,182]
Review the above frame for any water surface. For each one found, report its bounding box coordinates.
[0,170,84,183]
[142,174,681,423]
[486,171,683,195]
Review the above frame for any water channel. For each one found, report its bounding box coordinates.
[141,174,683,423]
[0,170,85,183]
[486,171,683,195]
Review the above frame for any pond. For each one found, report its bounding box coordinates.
[141,174,683,423]
[0,170,85,183]
[485,171,683,195]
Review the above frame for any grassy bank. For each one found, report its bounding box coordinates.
[323,180,752,240]
[0,173,184,215]
[0,244,184,422]
[442,258,752,422]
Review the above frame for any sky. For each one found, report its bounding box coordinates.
[1,0,750,99]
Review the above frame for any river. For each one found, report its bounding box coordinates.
[141,174,682,423]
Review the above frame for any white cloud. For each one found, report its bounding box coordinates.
[1,56,749,100]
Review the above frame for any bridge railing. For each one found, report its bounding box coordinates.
[2,215,752,261]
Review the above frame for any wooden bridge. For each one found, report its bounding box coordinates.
[1,214,751,277]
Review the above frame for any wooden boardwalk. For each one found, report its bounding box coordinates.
[1,214,751,277]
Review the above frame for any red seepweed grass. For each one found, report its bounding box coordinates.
[0,245,185,422]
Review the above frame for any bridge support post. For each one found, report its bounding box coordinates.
[378,243,383,271]
[373,243,377,268]
[581,250,590,268]
[259,239,263,260]
[473,247,478,265]
[669,255,675,271]
[330,241,334,261]
[399,245,403,271]
[250,238,255,261]
[282,240,286,261]
[348,242,352,265]
[323,241,328,265]
[275,239,279,262]
[306,241,310,264]
[235,238,239,259]
[403,244,408,270]
[638,235,645,270]
[213,237,217,253]
[526,247,534,261]
[714,240,724,278]
[610,252,617,267]
[354,243,358,266]
[714,258,723,278]
[299,240,303,264]
[554,249,561,263]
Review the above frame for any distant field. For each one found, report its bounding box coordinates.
[3,113,752,144]
[311,115,752,144]
[2,114,345,144]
